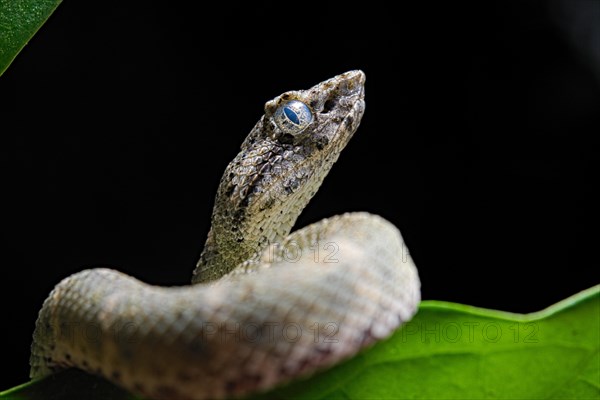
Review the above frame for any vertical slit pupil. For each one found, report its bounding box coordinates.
[284,107,300,125]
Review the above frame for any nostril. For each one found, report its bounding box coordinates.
[322,97,337,113]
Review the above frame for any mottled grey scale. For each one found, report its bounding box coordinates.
[29,71,421,400]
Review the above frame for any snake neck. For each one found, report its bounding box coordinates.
[192,152,335,284]
[193,224,284,285]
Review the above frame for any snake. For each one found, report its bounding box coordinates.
[29,70,421,400]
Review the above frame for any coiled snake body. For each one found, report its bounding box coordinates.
[30,71,421,400]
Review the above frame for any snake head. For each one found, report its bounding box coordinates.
[263,69,366,148]
[233,69,366,202]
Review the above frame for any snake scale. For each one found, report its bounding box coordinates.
[29,70,421,400]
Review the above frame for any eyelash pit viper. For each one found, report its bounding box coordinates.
[29,70,421,400]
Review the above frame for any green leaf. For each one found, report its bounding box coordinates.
[0,0,62,76]
[0,370,137,400]
[2,285,598,400]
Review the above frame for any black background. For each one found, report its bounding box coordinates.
[1,0,598,390]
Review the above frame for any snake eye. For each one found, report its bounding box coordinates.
[273,100,313,136]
